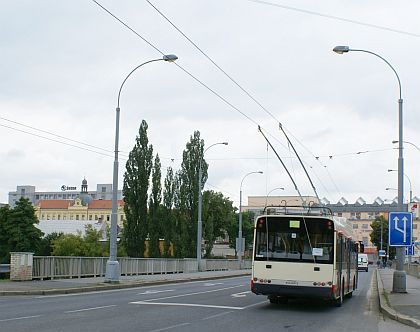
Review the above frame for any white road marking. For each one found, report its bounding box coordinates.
[148,322,191,332]
[201,311,233,320]
[243,300,267,309]
[32,276,249,299]
[231,291,250,298]
[0,315,41,322]
[203,282,224,286]
[137,289,175,295]
[131,301,243,310]
[64,304,117,313]
[141,285,243,302]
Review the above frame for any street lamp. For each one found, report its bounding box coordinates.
[265,187,285,209]
[388,169,412,204]
[238,171,263,265]
[392,140,420,153]
[333,45,406,292]
[197,142,228,270]
[105,54,178,283]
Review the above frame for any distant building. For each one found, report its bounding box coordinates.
[242,195,420,254]
[8,178,122,207]
[35,197,125,227]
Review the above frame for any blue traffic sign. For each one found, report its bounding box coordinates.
[389,212,412,246]
[405,245,414,256]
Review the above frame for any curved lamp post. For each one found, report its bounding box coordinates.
[265,187,285,209]
[197,141,228,270]
[238,171,263,265]
[392,140,420,153]
[333,45,406,292]
[105,54,178,283]
[388,169,412,204]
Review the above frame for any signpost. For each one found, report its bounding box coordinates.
[389,212,413,246]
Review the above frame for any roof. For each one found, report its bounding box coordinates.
[88,200,124,209]
[36,220,106,237]
[38,200,72,209]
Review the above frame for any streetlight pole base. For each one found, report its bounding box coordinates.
[392,270,407,293]
[104,260,120,283]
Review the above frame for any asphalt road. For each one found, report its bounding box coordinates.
[0,270,417,332]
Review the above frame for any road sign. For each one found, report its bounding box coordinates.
[378,249,386,257]
[405,245,414,256]
[389,212,412,246]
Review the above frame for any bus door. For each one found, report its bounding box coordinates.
[336,234,344,297]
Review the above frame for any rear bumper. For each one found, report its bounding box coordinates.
[251,283,333,299]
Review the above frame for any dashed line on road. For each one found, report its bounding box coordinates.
[141,285,243,302]
[130,301,243,310]
[148,322,191,332]
[0,315,42,322]
[64,304,117,313]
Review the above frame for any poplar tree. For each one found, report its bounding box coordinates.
[162,166,175,257]
[177,131,207,257]
[148,154,162,257]
[122,120,153,257]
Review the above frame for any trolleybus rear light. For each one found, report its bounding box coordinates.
[253,277,258,281]
[321,282,325,286]
[328,282,332,286]
[268,280,271,283]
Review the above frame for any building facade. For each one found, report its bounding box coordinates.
[8,178,122,207]
[242,195,420,255]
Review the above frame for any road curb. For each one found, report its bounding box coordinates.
[0,271,251,296]
[376,269,420,329]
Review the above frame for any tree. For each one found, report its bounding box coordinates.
[122,120,153,257]
[148,154,162,257]
[370,215,396,260]
[162,166,175,257]
[202,190,236,257]
[0,198,43,263]
[226,210,255,257]
[36,232,63,256]
[51,233,86,256]
[176,131,207,257]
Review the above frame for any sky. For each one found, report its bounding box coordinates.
[1,0,420,207]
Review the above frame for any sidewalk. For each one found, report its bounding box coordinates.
[0,270,251,296]
[377,268,420,329]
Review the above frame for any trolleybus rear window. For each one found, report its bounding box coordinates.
[254,216,334,264]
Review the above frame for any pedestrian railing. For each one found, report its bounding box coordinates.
[405,263,420,279]
[32,256,251,280]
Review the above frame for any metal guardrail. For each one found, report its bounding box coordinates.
[32,257,251,280]
[0,264,10,274]
[405,263,420,279]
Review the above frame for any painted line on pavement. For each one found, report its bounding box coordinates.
[142,285,243,302]
[131,301,243,310]
[64,304,117,313]
[137,289,175,295]
[148,322,191,332]
[0,315,42,322]
[201,311,233,320]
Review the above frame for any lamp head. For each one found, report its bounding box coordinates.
[392,140,398,144]
[222,142,228,145]
[333,46,350,54]
[258,171,263,174]
[387,169,396,172]
[163,54,178,62]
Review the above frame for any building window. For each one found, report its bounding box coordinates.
[106,215,110,222]
[362,224,368,229]
[102,187,106,193]
[120,215,124,221]
[70,215,74,220]
[413,224,418,229]
[42,214,45,220]
[337,212,342,217]
[57,215,61,220]
[89,215,92,220]
[353,224,358,229]
[350,212,356,219]
[76,215,79,220]
[356,212,361,220]
[63,215,67,220]
[82,215,85,220]
[362,237,368,246]
[95,215,98,220]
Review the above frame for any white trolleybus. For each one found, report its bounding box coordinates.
[251,205,358,306]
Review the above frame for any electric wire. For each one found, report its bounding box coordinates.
[247,0,420,38]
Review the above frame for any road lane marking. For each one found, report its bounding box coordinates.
[231,291,250,298]
[203,282,224,286]
[64,304,117,313]
[0,315,41,322]
[141,285,243,302]
[243,301,267,309]
[137,289,175,295]
[131,301,243,310]
[202,311,233,320]
[148,322,190,332]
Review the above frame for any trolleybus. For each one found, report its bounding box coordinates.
[251,206,358,306]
